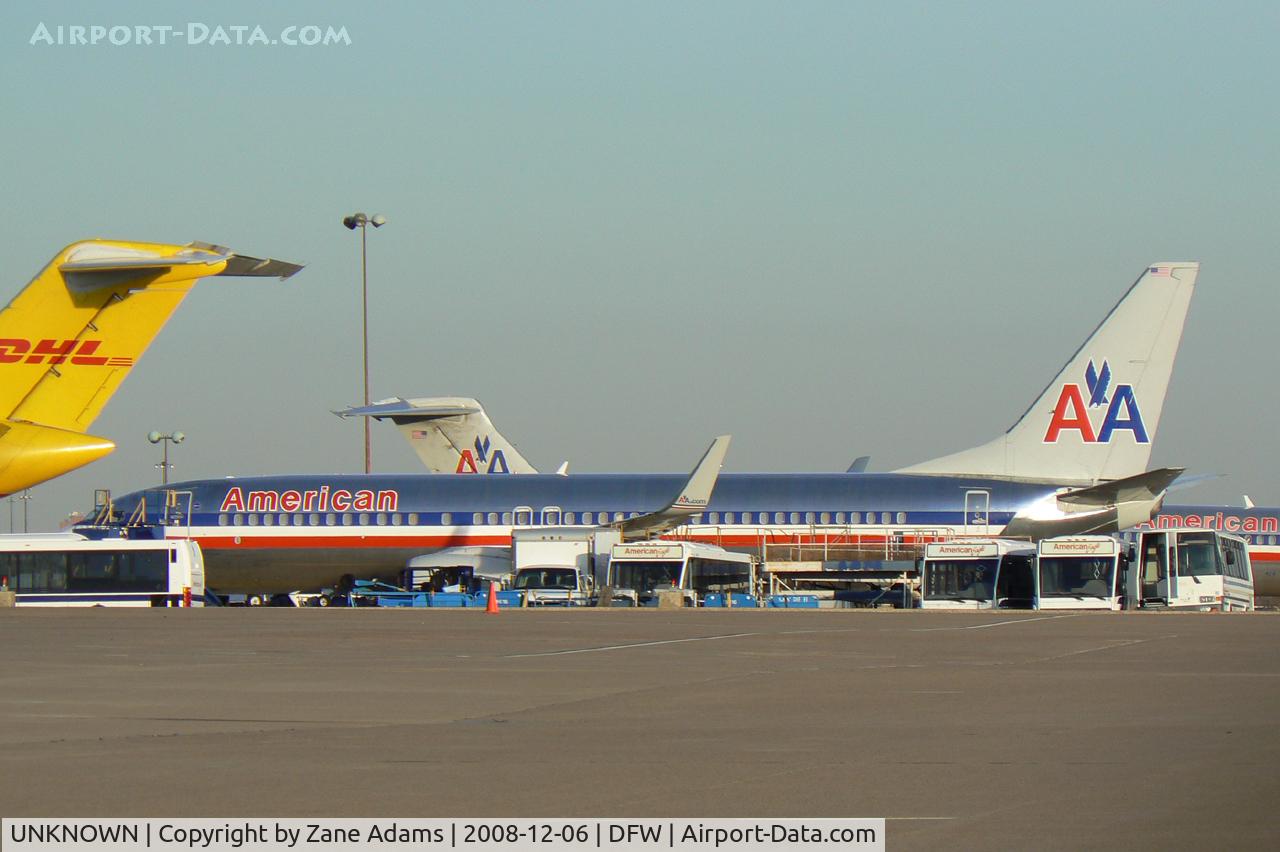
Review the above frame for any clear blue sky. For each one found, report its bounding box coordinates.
[2,0,1278,531]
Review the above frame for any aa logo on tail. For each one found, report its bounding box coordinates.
[455,435,511,474]
[1043,359,1149,444]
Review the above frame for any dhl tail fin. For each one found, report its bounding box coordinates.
[896,262,1199,484]
[0,239,302,495]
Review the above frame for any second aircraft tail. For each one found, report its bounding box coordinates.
[896,262,1199,483]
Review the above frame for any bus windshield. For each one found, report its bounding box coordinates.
[1039,556,1115,597]
[513,568,579,590]
[610,560,682,593]
[1176,532,1222,577]
[924,559,997,601]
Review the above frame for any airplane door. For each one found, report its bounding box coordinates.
[965,490,991,534]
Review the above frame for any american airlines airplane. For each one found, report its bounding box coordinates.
[0,239,302,497]
[89,262,1217,594]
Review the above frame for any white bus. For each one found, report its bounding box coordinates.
[606,541,755,606]
[1036,536,1126,610]
[1125,527,1254,611]
[0,534,205,607]
[920,540,1036,610]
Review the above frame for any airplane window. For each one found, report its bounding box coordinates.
[629,512,639,519]
[325,513,336,525]
[218,514,228,526]
[473,512,483,525]
[408,513,419,525]
[277,515,289,527]
[880,512,891,525]
[851,512,862,524]
[341,514,353,526]
[232,514,244,526]
[501,512,513,525]
[247,515,259,526]
[613,512,624,522]
[358,514,370,526]
[789,512,800,525]
[836,512,846,524]
[295,514,305,526]
[376,513,387,525]
[565,512,576,524]
[262,514,274,527]
[391,514,402,526]
[308,514,319,526]
[896,512,906,524]
[805,512,815,524]
[709,512,720,525]
[593,512,604,525]
[820,512,831,525]
[1270,535,1276,546]
[758,512,768,524]
[487,512,499,525]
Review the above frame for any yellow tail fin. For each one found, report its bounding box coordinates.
[0,239,301,494]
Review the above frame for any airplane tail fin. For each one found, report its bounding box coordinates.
[0,239,301,495]
[336,397,538,474]
[0,240,302,432]
[897,262,1199,483]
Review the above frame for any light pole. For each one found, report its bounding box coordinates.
[342,211,387,474]
[148,431,185,485]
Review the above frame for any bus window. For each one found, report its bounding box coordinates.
[1175,532,1221,577]
[611,560,682,594]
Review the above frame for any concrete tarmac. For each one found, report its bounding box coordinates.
[1,609,1278,850]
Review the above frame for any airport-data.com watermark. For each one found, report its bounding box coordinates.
[29,22,351,47]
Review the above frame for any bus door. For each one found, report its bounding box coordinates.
[965,490,991,534]
[995,554,1036,609]
[1139,532,1173,605]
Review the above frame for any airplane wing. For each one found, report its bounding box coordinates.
[1056,467,1185,508]
[615,435,731,539]
[847,455,871,473]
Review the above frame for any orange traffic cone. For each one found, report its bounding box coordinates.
[485,581,500,614]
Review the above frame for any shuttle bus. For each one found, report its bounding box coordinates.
[606,541,755,606]
[1036,536,1126,610]
[920,540,1035,610]
[0,534,205,607]
[1125,527,1254,611]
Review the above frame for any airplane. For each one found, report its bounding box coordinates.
[0,239,302,497]
[345,396,1280,595]
[87,261,1204,593]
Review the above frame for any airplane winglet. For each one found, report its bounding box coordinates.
[616,435,731,539]
[847,455,871,474]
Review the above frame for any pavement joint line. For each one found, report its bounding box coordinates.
[504,632,762,658]
[1028,634,1174,663]
[909,613,1085,632]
